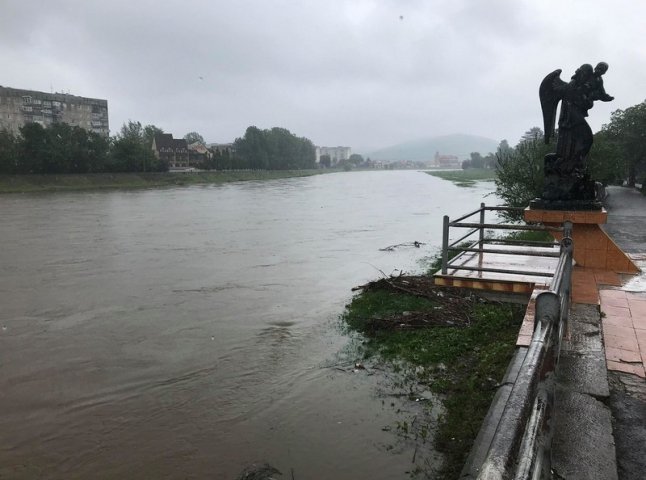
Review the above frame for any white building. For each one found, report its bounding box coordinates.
[315,146,351,164]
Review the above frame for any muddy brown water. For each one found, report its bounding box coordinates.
[0,171,495,479]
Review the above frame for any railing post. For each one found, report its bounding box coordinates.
[562,220,573,241]
[442,215,449,274]
[479,202,485,252]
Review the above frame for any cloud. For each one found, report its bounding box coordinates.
[1,0,645,150]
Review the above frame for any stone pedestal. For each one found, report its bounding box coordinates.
[524,208,639,274]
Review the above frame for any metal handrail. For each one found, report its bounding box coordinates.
[468,227,573,480]
[448,246,560,258]
[441,203,563,275]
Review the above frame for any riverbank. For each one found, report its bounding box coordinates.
[0,170,336,194]
[425,169,496,187]
[343,275,524,478]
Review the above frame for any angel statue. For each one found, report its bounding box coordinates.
[535,62,614,208]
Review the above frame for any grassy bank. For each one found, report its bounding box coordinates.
[343,276,524,479]
[426,169,496,187]
[0,170,334,194]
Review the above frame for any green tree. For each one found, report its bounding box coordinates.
[144,125,164,150]
[109,121,163,172]
[494,128,552,219]
[600,100,646,187]
[46,123,75,173]
[319,154,331,168]
[18,122,49,173]
[469,152,484,168]
[483,153,496,169]
[588,130,624,186]
[234,126,315,170]
[0,128,20,174]
[184,131,205,145]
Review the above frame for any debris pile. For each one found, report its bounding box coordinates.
[352,275,483,334]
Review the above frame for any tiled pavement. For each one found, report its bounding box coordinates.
[598,289,646,378]
[570,265,646,379]
[516,266,646,380]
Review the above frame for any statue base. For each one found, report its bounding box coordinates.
[524,207,639,273]
[529,198,603,211]
[539,153,600,207]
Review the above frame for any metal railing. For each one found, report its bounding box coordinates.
[440,203,565,277]
[464,224,574,479]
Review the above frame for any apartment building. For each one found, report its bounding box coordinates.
[0,86,109,136]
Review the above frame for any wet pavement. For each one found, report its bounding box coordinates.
[599,186,646,480]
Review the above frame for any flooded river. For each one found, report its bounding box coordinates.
[0,170,495,479]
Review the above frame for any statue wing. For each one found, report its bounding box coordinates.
[539,69,566,144]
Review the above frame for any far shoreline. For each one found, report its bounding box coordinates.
[0,170,342,194]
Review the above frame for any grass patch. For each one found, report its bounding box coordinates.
[0,170,336,194]
[426,169,496,187]
[343,279,524,479]
[501,229,554,243]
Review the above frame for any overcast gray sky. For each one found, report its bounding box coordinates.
[2,0,645,152]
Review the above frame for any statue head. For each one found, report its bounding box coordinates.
[594,62,609,76]
[572,64,593,83]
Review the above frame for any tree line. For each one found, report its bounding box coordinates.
[0,122,318,174]
[493,98,646,214]
[231,126,316,170]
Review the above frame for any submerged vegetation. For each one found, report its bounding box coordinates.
[425,169,496,187]
[342,275,524,479]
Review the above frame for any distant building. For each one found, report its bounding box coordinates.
[207,143,236,155]
[152,133,189,168]
[434,152,460,168]
[188,142,211,165]
[316,146,351,165]
[0,85,109,136]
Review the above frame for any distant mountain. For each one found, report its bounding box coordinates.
[368,134,499,162]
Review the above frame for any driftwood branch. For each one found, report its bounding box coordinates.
[379,241,426,251]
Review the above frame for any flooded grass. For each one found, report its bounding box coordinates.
[425,169,496,187]
[343,280,524,479]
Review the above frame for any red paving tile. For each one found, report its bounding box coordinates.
[606,360,645,378]
[604,334,640,352]
[629,303,646,317]
[572,266,599,304]
[602,323,636,339]
[633,317,646,331]
[599,290,629,308]
[593,269,622,286]
[595,284,646,379]
[572,292,599,305]
[602,314,634,329]
[605,346,642,363]
[600,304,631,317]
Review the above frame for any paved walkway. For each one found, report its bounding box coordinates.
[566,265,646,378]
[532,187,646,480]
[599,289,646,378]
[598,186,646,480]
